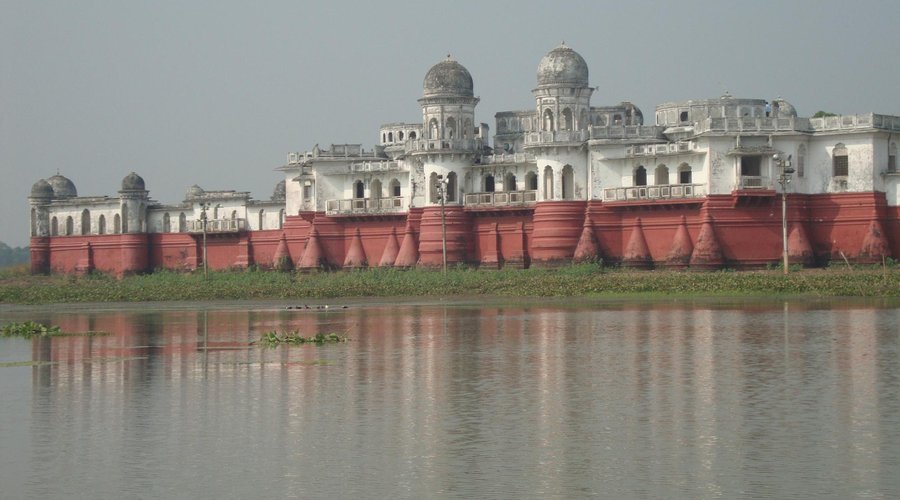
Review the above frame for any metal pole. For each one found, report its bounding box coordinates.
[440,183,447,273]
[782,189,788,275]
[201,204,209,280]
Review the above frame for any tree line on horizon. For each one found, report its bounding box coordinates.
[0,242,29,269]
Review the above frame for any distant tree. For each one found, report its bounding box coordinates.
[812,110,838,118]
[0,242,30,269]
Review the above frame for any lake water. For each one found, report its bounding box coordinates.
[1,298,899,499]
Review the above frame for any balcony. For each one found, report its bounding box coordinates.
[326,196,407,216]
[737,176,772,190]
[625,142,695,157]
[602,184,706,202]
[409,138,483,153]
[524,130,590,146]
[480,152,536,165]
[464,190,537,209]
[187,218,246,233]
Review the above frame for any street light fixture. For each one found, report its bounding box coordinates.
[200,202,210,280]
[436,174,448,273]
[773,153,795,275]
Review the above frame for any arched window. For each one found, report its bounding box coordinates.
[429,119,439,140]
[543,165,554,200]
[678,164,692,184]
[178,213,186,232]
[634,166,647,186]
[503,173,517,191]
[278,209,285,230]
[389,178,401,197]
[797,145,806,178]
[889,142,897,173]
[231,210,237,220]
[354,180,365,199]
[526,172,538,191]
[429,172,440,204]
[388,132,393,143]
[561,108,573,131]
[163,213,171,233]
[258,209,264,230]
[213,205,220,219]
[98,215,106,235]
[65,216,74,236]
[51,216,58,236]
[370,179,382,200]
[398,131,404,141]
[833,143,848,177]
[81,209,91,235]
[409,131,416,140]
[543,109,554,131]
[484,174,495,193]
[654,165,669,185]
[113,214,121,234]
[445,117,456,140]
[447,172,458,202]
[382,133,386,143]
[613,114,623,125]
[561,165,574,200]
[121,205,129,233]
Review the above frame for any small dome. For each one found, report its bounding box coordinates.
[423,56,474,98]
[537,43,589,88]
[121,172,145,191]
[46,174,77,198]
[30,179,54,199]
[271,180,286,201]
[186,184,205,199]
[772,98,797,118]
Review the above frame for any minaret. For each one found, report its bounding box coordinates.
[412,55,480,267]
[528,43,594,265]
[118,172,150,275]
[28,179,54,274]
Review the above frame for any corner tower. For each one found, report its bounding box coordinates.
[413,56,481,266]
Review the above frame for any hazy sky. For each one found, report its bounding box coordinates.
[2,0,899,246]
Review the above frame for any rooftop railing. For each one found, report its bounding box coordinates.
[463,190,537,209]
[325,196,407,216]
[187,218,246,233]
[602,184,706,202]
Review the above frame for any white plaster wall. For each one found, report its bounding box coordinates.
[806,135,873,193]
[47,200,121,236]
[534,149,588,200]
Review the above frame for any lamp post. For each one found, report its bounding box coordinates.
[200,202,209,280]
[773,154,794,275]
[436,175,448,273]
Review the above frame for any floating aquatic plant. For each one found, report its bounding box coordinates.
[254,331,348,347]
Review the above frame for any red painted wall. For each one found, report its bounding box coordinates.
[34,192,900,275]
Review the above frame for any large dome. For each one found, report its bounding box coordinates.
[423,56,474,98]
[121,172,145,191]
[537,43,589,88]
[30,179,54,199]
[46,174,77,198]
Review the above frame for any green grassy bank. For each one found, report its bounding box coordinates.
[1,263,898,304]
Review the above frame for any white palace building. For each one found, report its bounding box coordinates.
[29,44,900,275]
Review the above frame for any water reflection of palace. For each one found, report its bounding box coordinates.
[26,302,895,497]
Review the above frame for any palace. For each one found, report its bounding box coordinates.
[29,44,900,275]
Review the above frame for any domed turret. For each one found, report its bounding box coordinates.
[30,179,54,199]
[186,184,205,200]
[536,43,589,89]
[271,180,286,201]
[772,98,797,118]
[46,174,77,198]
[121,172,145,191]
[423,56,474,98]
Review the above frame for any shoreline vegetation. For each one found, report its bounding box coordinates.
[0,263,898,305]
